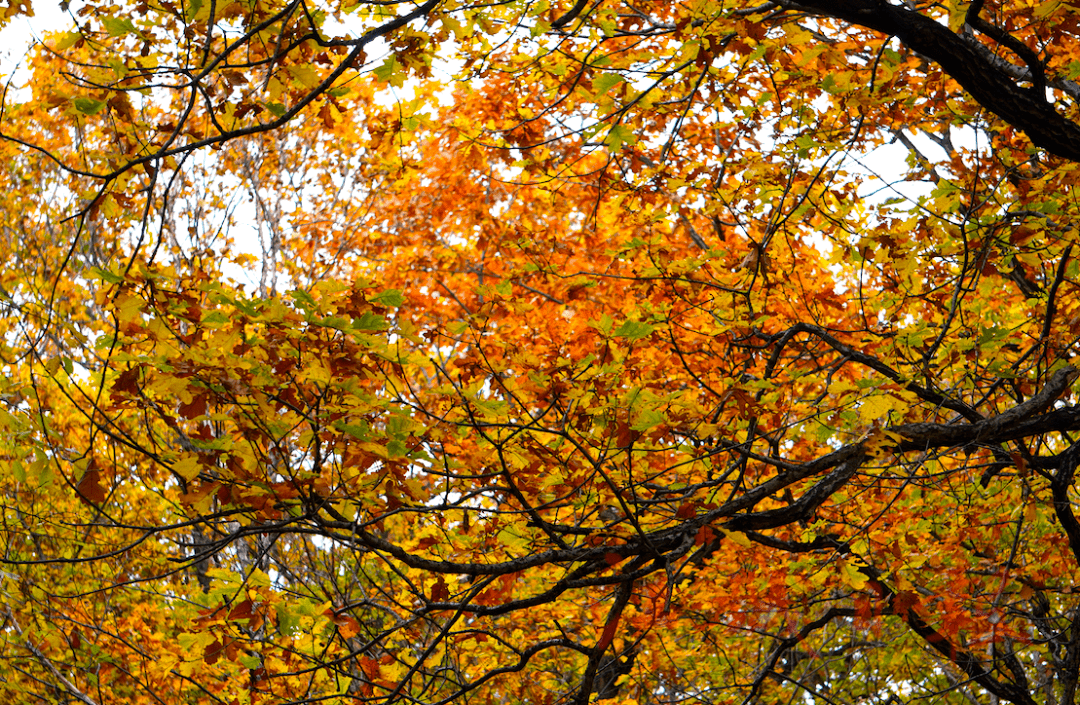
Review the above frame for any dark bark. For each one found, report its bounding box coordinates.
[860,570,1041,705]
[778,0,1080,161]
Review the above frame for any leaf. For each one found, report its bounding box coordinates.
[184,0,204,21]
[859,394,902,423]
[605,124,637,151]
[722,530,752,548]
[287,65,321,89]
[373,55,405,87]
[178,393,208,420]
[76,468,107,504]
[430,577,450,601]
[368,289,404,307]
[90,267,124,284]
[102,15,139,36]
[353,311,387,330]
[613,319,654,341]
[592,73,624,97]
[54,31,83,51]
[629,407,665,431]
[838,560,869,591]
[172,457,202,482]
[73,98,107,115]
[604,552,624,566]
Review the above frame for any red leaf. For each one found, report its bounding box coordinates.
[112,367,141,395]
[675,502,696,519]
[178,393,207,420]
[228,599,254,621]
[204,638,227,664]
[892,590,919,617]
[76,468,107,504]
[324,608,362,639]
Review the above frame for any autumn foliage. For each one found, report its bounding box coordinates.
[2,1,1080,704]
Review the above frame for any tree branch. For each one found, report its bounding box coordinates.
[776,0,1080,161]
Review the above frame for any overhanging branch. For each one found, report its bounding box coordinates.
[775,0,1080,161]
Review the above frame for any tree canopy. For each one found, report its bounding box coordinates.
[2,1,1080,704]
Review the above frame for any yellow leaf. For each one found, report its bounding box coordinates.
[838,560,869,590]
[859,393,906,423]
[172,456,201,481]
[722,529,752,548]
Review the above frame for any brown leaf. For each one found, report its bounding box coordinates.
[76,468,107,505]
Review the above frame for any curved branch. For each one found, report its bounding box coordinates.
[965,0,1046,96]
[551,0,590,28]
[744,606,858,705]
[863,572,1039,705]
[776,0,1080,161]
[761,322,982,421]
[1050,443,1080,566]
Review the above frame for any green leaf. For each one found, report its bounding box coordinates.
[630,408,665,431]
[614,319,654,341]
[290,288,317,312]
[275,603,303,635]
[353,311,387,331]
[317,315,352,329]
[604,124,637,151]
[374,55,405,87]
[90,267,124,284]
[238,653,262,669]
[593,73,624,97]
[336,422,371,440]
[200,310,231,328]
[102,15,138,36]
[55,31,82,51]
[368,289,404,307]
[183,0,204,21]
[73,98,106,115]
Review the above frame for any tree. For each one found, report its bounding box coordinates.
[2,0,1080,704]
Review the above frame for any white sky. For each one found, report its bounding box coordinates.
[0,1,74,84]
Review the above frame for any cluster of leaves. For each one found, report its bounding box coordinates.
[4,1,1080,705]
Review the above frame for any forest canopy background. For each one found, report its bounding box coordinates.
[2,2,1080,705]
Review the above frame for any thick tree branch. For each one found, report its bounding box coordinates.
[761,322,982,421]
[862,574,1040,705]
[1050,443,1080,566]
[721,365,1078,532]
[311,368,1078,599]
[552,0,591,28]
[965,0,1046,96]
[776,0,1080,161]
